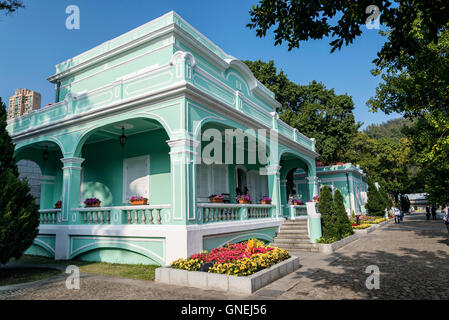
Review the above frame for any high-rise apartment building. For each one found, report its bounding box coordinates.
[8,88,41,119]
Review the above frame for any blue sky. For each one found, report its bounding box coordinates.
[0,0,400,128]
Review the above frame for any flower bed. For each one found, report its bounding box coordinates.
[353,224,371,229]
[170,239,290,277]
[350,216,389,228]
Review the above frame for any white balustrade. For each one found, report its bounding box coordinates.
[197,203,274,223]
[72,205,170,225]
[39,209,60,224]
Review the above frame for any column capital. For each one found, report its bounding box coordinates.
[306,176,319,182]
[60,157,84,170]
[166,138,199,149]
[167,139,199,160]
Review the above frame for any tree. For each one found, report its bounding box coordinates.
[364,118,412,143]
[247,1,449,66]
[317,186,335,239]
[343,132,413,202]
[0,97,39,264]
[366,180,385,216]
[332,189,354,238]
[378,184,393,213]
[368,26,449,203]
[244,60,360,164]
[0,0,23,14]
[400,194,411,213]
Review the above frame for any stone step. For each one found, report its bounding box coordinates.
[278,227,308,232]
[272,238,311,245]
[275,233,310,240]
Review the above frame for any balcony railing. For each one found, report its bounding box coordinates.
[39,209,61,224]
[71,205,171,225]
[197,203,275,224]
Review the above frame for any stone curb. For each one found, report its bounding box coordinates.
[155,256,299,294]
[314,219,393,254]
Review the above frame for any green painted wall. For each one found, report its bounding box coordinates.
[81,128,171,206]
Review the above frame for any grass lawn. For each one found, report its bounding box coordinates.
[0,268,60,286]
[13,255,159,281]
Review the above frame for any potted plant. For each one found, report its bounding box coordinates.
[84,198,101,208]
[209,194,224,203]
[260,196,272,205]
[313,195,319,202]
[236,195,251,204]
[55,200,62,209]
[130,196,148,205]
[292,199,304,205]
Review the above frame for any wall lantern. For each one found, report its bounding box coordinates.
[119,126,128,147]
[43,145,49,161]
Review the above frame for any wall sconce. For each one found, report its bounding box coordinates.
[119,126,127,147]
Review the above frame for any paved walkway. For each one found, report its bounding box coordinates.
[1,213,448,300]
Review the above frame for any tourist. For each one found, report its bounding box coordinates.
[443,206,449,234]
[431,205,437,220]
[394,206,401,224]
[426,205,431,220]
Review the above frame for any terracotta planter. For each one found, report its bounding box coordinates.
[209,198,224,203]
[238,199,250,204]
[55,204,61,209]
[261,201,272,205]
[130,199,148,205]
[86,203,101,208]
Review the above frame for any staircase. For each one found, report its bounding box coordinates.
[271,219,319,253]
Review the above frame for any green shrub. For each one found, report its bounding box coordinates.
[0,98,40,264]
[366,180,385,216]
[317,186,335,239]
[333,189,354,239]
[400,194,411,213]
[317,187,353,243]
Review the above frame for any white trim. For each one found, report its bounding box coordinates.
[33,238,56,254]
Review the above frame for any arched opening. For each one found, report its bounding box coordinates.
[14,141,64,209]
[195,121,270,204]
[76,118,171,207]
[279,151,315,217]
[17,160,42,205]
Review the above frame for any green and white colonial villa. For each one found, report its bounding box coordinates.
[8,12,367,265]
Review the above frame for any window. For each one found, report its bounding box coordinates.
[123,155,150,203]
[247,170,269,203]
[196,164,229,202]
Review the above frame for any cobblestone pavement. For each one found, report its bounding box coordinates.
[277,213,449,300]
[1,213,448,300]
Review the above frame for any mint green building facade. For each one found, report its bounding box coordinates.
[294,163,368,215]
[8,12,321,265]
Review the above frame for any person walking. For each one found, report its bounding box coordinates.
[431,204,437,220]
[443,206,449,235]
[394,206,401,224]
[426,205,431,220]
